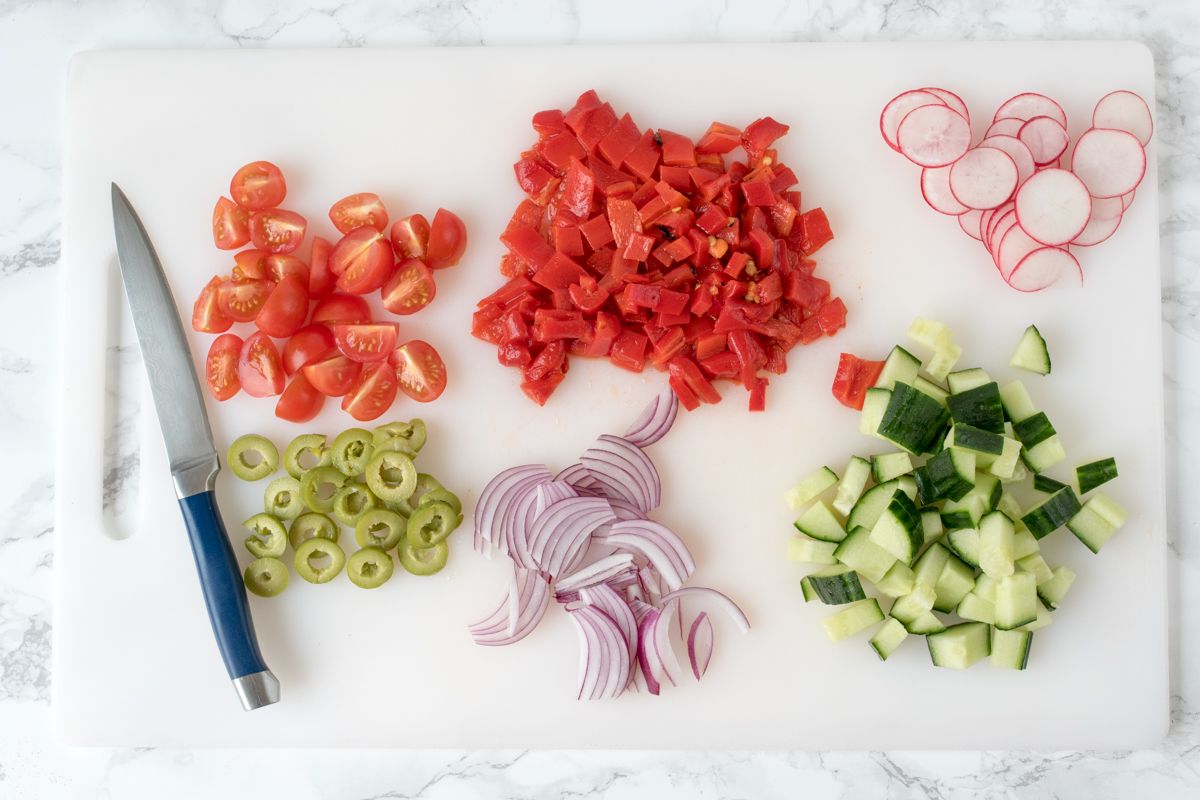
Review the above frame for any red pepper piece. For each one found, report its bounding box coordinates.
[498,341,532,367]
[606,197,641,248]
[831,352,885,410]
[476,275,538,308]
[561,159,596,219]
[699,349,740,379]
[623,231,656,262]
[742,117,789,160]
[817,297,847,335]
[770,165,799,193]
[579,215,615,249]
[623,130,661,180]
[531,252,587,291]
[696,121,742,154]
[554,225,585,257]
[741,178,777,207]
[610,329,649,372]
[590,158,637,197]
[598,112,642,167]
[747,228,775,268]
[577,103,618,152]
[668,356,722,404]
[658,165,692,191]
[747,375,768,411]
[532,109,566,138]
[798,315,824,344]
[502,224,555,270]
[514,156,555,198]
[563,90,603,135]
[537,132,586,175]
[799,208,834,255]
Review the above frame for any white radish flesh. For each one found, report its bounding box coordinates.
[949,147,1019,209]
[1072,128,1146,198]
[1072,210,1123,247]
[1120,190,1136,211]
[994,93,1067,127]
[986,118,1025,139]
[1018,116,1070,165]
[958,209,985,241]
[985,205,1015,250]
[921,87,970,122]
[880,90,946,151]
[989,214,1019,263]
[1014,168,1092,246]
[980,135,1036,186]
[1089,195,1125,222]
[1093,90,1153,146]
[1007,247,1082,292]
[920,165,970,215]
[996,224,1042,280]
[897,104,972,167]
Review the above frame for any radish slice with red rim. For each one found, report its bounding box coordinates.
[622,388,679,448]
[1007,246,1082,291]
[897,104,972,167]
[879,89,947,151]
[1089,195,1125,222]
[920,165,970,215]
[984,204,1015,250]
[980,135,1036,186]
[949,147,1019,209]
[920,87,970,122]
[1093,90,1153,146]
[958,209,985,241]
[989,215,1020,265]
[1071,209,1123,247]
[1014,168,1092,246]
[1120,189,1136,211]
[1071,127,1146,198]
[996,223,1043,280]
[688,612,715,681]
[1018,116,1070,165]
[985,117,1025,139]
[994,92,1067,126]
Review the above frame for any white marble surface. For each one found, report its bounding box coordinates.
[1,0,1198,796]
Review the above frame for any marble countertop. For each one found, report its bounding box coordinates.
[2,0,1198,796]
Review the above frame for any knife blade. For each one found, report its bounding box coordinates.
[111,184,280,711]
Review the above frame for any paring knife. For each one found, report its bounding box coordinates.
[111,184,279,711]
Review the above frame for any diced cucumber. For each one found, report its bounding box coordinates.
[927,622,990,669]
[896,475,918,501]
[869,617,909,660]
[933,553,976,613]
[974,474,1002,513]
[877,383,951,454]
[947,367,992,394]
[921,447,975,503]
[974,573,999,604]
[924,343,963,383]
[1009,324,1051,375]
[822,598,884,642]
[988,436,1023,479]
[833,527,897,584]
[793,500,848,543]
[907,611,947,635]
[875,560,916,598]
[1015,552,1054,584]
[860,387,892,438]
[1013,411,1057,450]
[1018,599,1053,632]
[947,423,1004,458]
[1012,527,1039,560]
[947,382,1005,434]
[1076,457,1118,494]
[832,456,872,516]
[872,452,914,483]
[945,528,980,568]
[868,490,923,564]
[1004,459,1029,484]
[1022,488,1082,539]
[889,583,936,625]
[912,542,951,590]
[787,536,838,564]
[914,376,949,406]
[956,591,995,624]
[875,345,921,390]
[801,566,866,605]
[1067,494,1127,554]
[997,491,1023,520]
[847,479,901,531]
[1037,566,1076,609]
[978,511,1015,579]
[920,508,944,546]
[941,491,986,530]
[994,572,1038,630]
[999,380,1037,423]
[1033,473,1068,493]
[1022,435,1067,473]
[1088,494,1128,527]
[990,627,1033,670]
[908,317,953,350]
[785,466,839,510]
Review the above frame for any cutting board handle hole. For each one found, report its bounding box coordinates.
[101,256,141,541]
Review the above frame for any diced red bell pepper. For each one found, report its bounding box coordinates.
[831,352,885,410]
[471,304,507,345]
[650,327,688,367]
[741,178,777,207]
[521,367,568,406]
[747,229,776,269]
[695,205,728,236]
[657,129,697,167]
[768,198,798,237]
[554,225,585,257]
[699,349,740,379]
[654,310,691,328]
[747,376,768,411]
[532,109,566,137]
[785,274,831,310]
[610,329,649,372]
[699,172,732,203]
[817,297,847,335]
[561,159,596,219]
[502,224,556,270]
[606,197,641,248]
[537,132,586,175]
[663,238,694,264]
[798,315,824,344]
[598,112,642,167]
[770,165,799,193]
[577,103,618,152]
[501,308,529,342]
[799,208,834,255]
[623,283,690,315]
[514,156,555,198]
[498,341,532,367]
[724,251,750,278]
[742,117,789,160]
[696,121,742,154]
[690,284,716,316]
[668,356,721,404]
[504,199,544,240]
[568,276,610,313]
[525,340,567,381]
[590,158,637,197]
[623,232,656,262]
[476,275,538,308]
[764,343,788,374]
[582,311,620,357]
[563,90,603,134]
[652,209,695,240]
[532,252,587,291]
[728,329,766,386]
[694,332,728,361]
[669,374,701,411]
[623,129,661,180]
[499,253,528,278]
[579,215,615,249]
[658,165,692,191]
[637,195,671,227]
[757,271,784,304]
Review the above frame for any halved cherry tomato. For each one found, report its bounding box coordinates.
[302,354,362,397]
[192,276,233,333]
[205,333,242,400]
[332,323,399,363]
[249,209,307,254]
[311,293,371,325]
[232,249,269,281]
[282,324,337,375]
[230,161,286,211]
[237,332,285,398]
[264,254,308,284]
[255,275,309,338]
[217,279,273,323]
[381,258,436,315]
[425,209,467,269]
[212,197,250,250]
[331,227,393,294]
[389,340,447,403]
[329,193,388,235]
[308,236,336,298]
[341,362,397,421]
[390,214,430,260]
[275,373,324,423]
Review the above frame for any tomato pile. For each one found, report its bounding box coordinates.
[472,90,845,410]
[195,161,465,422]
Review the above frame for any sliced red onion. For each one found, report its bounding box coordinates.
[554,553,636,594]
[636,607,664,695]
[581,435,661,513]
[653,598,684,687]
[623,388,679,448]
[638,564,665,604]
[606,497,647,521]
[506,481,548,569]
[554,462,604,495]
[579,582,639,661]
[599,519,695,591]
[534,480,578,517]
[567,604,631,700]
[527,496,616,580]
[688,612,714,680]
[658,587,751,633]
[473,464,551,554]
[468,567,551,646]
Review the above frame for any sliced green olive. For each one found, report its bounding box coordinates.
[406,501,461,549]
[397,536,448,576]
[244,556,289,597]
[332,483,377,527]
[347,546,395,589]
[406,472,444,507]
[264,476,304,520]
[372,419,426,455]
[227,434,278,481]
[364,450,417,503]
[288,512,340,550]
[331,428,374,477]
[354,508,407,551]
[294,537,346,584]
[283,433,331,478]
[243,513,287,558]
[299,466,349,513]
[382,496,414,517]
[419,486,462,516]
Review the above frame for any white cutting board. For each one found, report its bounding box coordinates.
[55,43,1167,749]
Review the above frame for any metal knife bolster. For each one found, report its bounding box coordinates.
[173,453,220,498]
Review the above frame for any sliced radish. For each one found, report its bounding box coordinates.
[980,135,1036,186]
[1018,116,1070,165]
[994,93,1067,127]
[920,165,971,215]
[996,223,1043,280]
[920,87,970,122]
[897,104,972,167]
[1089,195,1125,222]
[988,212,1019,262]
[985,117,1025,139]
[949,147,1019,209]
[880,90,946,151]
[984,204,1015,250]
[1093,90,1153,146]
[1071,128,1146,198]
[1007,246,1082,292]
[1071,210,1123,247]
[1120,189,1136,211]
[958,209,984,241]
[1014,168,1092,246]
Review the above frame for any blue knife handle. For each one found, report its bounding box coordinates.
[178,490,277,707]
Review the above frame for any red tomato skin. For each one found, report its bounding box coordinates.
[341,362,398,422]
[282,324,336,375]
[389,340,447,403]
[390,214,430,260]
[205,333,243,400]
[329,193,388,235]
[424,209,468,269]
[217,279,274,323]
[237,332,285,398]
[248,209,307,254]
[381,258,436,315]
[308,236,336,298]
[332,227,394,295]
[332,323,399,363]
[311,293,371,325]
[254,275,309,338]
[212,196,250,250]
[275,373,325,422]
[264,254,308,284]
[192,276,233,333]
[302,354,362,397]
[232,249,270,281]
[230,161,287,210]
